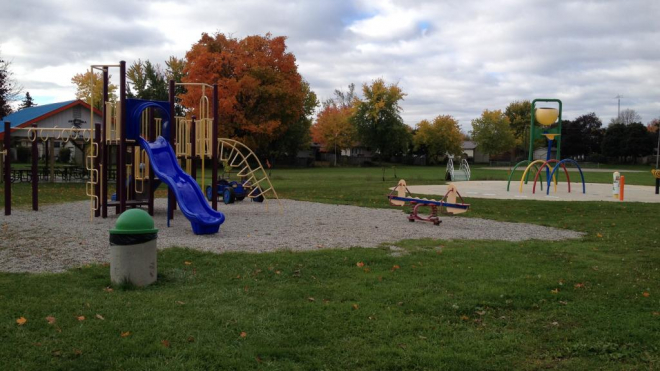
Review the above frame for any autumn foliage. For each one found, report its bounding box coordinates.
[182,32,306,155]
[311,104,356,154]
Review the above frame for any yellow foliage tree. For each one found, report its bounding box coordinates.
[413,115,463,164]
[71,71,117,110]
[311,105,356,156]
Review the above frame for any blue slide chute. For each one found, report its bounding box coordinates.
[138,136,225,235]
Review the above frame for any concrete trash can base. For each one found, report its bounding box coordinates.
[109,209,159,287]
[110,240,157,287]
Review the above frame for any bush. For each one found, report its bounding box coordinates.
[16,146,31,163]
[58,147,72,163]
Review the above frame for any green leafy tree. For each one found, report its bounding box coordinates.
[126,60,168,101]
[19,92,36,110]
[413,115,463,164]
[0,56,23,118]
[625,122,654,163]
[470,109,516,156]
[561,113,604,159]
[601,123,627,160]
[352,78,410,159]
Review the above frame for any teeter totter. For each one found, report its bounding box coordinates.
[388,179,470,226]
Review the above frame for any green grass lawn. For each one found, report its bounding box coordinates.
[1,165,659,370]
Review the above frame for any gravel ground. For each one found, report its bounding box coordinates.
[0,199,584,273]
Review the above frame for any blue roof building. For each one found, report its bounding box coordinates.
[0,100,102,139]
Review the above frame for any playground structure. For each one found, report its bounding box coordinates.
[445,155,470,182]
[2,61,280,234]
[506,99,586,195]
[388,179,470,225]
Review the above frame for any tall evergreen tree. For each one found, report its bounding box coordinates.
[352,78,410,159]
[19,92,36,110]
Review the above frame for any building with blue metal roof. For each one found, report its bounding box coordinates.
[0,100,102,139]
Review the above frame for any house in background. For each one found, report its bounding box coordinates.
[0,100,102,164]
[461,141,489,163]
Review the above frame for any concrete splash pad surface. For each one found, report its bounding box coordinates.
[406,181,660,203]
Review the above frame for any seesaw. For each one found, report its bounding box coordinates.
[388,179,470,226]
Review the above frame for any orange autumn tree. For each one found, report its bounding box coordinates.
[311,104,356,158]
[182,32,306,156]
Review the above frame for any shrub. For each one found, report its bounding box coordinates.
[58,147,72,163]
[16,146,31,163]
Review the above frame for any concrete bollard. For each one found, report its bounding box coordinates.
[109,209,158,287]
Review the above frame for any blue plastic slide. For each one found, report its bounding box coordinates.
[138,136,225,235]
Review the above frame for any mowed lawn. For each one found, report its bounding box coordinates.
[1,165,659,370]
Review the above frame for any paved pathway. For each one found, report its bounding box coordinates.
[483,167,646,173]
[406,181,660,203]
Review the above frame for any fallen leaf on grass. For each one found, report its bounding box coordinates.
[551,322,559,326]
[551,289,560,294]
[275,270,281,275]
[476,311,486,316]
[187,336,195,343]
[308,297,315,302]
[398,343,407,349]
[352,304,359,310]
[391,265,400,272]
[176,301,185,305]
[121,331,131,338]
[356,262,365,268]
[653,312,660,316]
[596,233,603,238]
[642,292,650,297]
[103,287,114,293]
[559,301,568,305]
[460,315,469,321]
[363,267,371,273]
[16,317,27,326]
[46,316,56,325]
[77,316,85,321]
[240,332,247,338]
[95,314,105,320]
[73,349,83,356]
[161,340,170,348]
[184,261,192,265]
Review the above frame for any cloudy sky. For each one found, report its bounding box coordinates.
[2,0,659,130]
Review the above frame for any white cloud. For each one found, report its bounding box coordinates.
[2,0,659,127]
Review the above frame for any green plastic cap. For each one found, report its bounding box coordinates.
[110,209,159,235]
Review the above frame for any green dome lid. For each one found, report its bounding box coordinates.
[110,209,158,235]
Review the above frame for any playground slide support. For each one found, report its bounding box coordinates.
[31,124,38,211]
[101,68,109,218]
[168,80,176,222]
[119,61,127,213]
[94,123,101,217]
[148,109,156,216]
[212,84,218,211]
[190,116,196,181]
[4,121,11,215]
